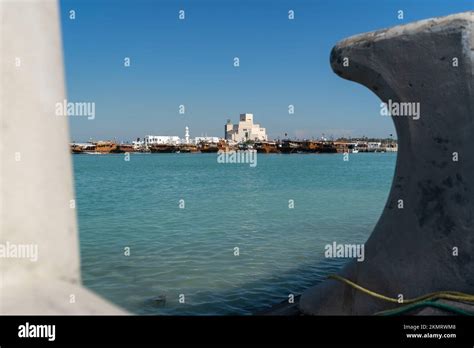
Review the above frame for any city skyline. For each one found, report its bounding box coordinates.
[60,0,472,142]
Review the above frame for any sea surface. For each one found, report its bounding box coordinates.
[73,152,396,315]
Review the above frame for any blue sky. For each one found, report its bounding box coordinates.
[60,0,473,142]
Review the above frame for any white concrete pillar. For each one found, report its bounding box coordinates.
[0,0,124,314]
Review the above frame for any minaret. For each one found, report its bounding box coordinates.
[185,126,190,144]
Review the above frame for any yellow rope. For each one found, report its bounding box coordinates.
[328,274,474,304]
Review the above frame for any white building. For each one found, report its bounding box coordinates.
[144,135,181,146]
[368,142,382,150]
[183,126,220,144]
[195,136,220,144]
[385,143,398,152]
[225,113,267,142]
[139,128,221,147]
[132,139,144,149]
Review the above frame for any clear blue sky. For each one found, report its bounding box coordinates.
[60,0,473,142]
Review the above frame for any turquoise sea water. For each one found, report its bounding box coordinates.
[73,153,396,315]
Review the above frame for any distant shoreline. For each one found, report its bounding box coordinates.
[72,151,397,155]
[71,139,398,155]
